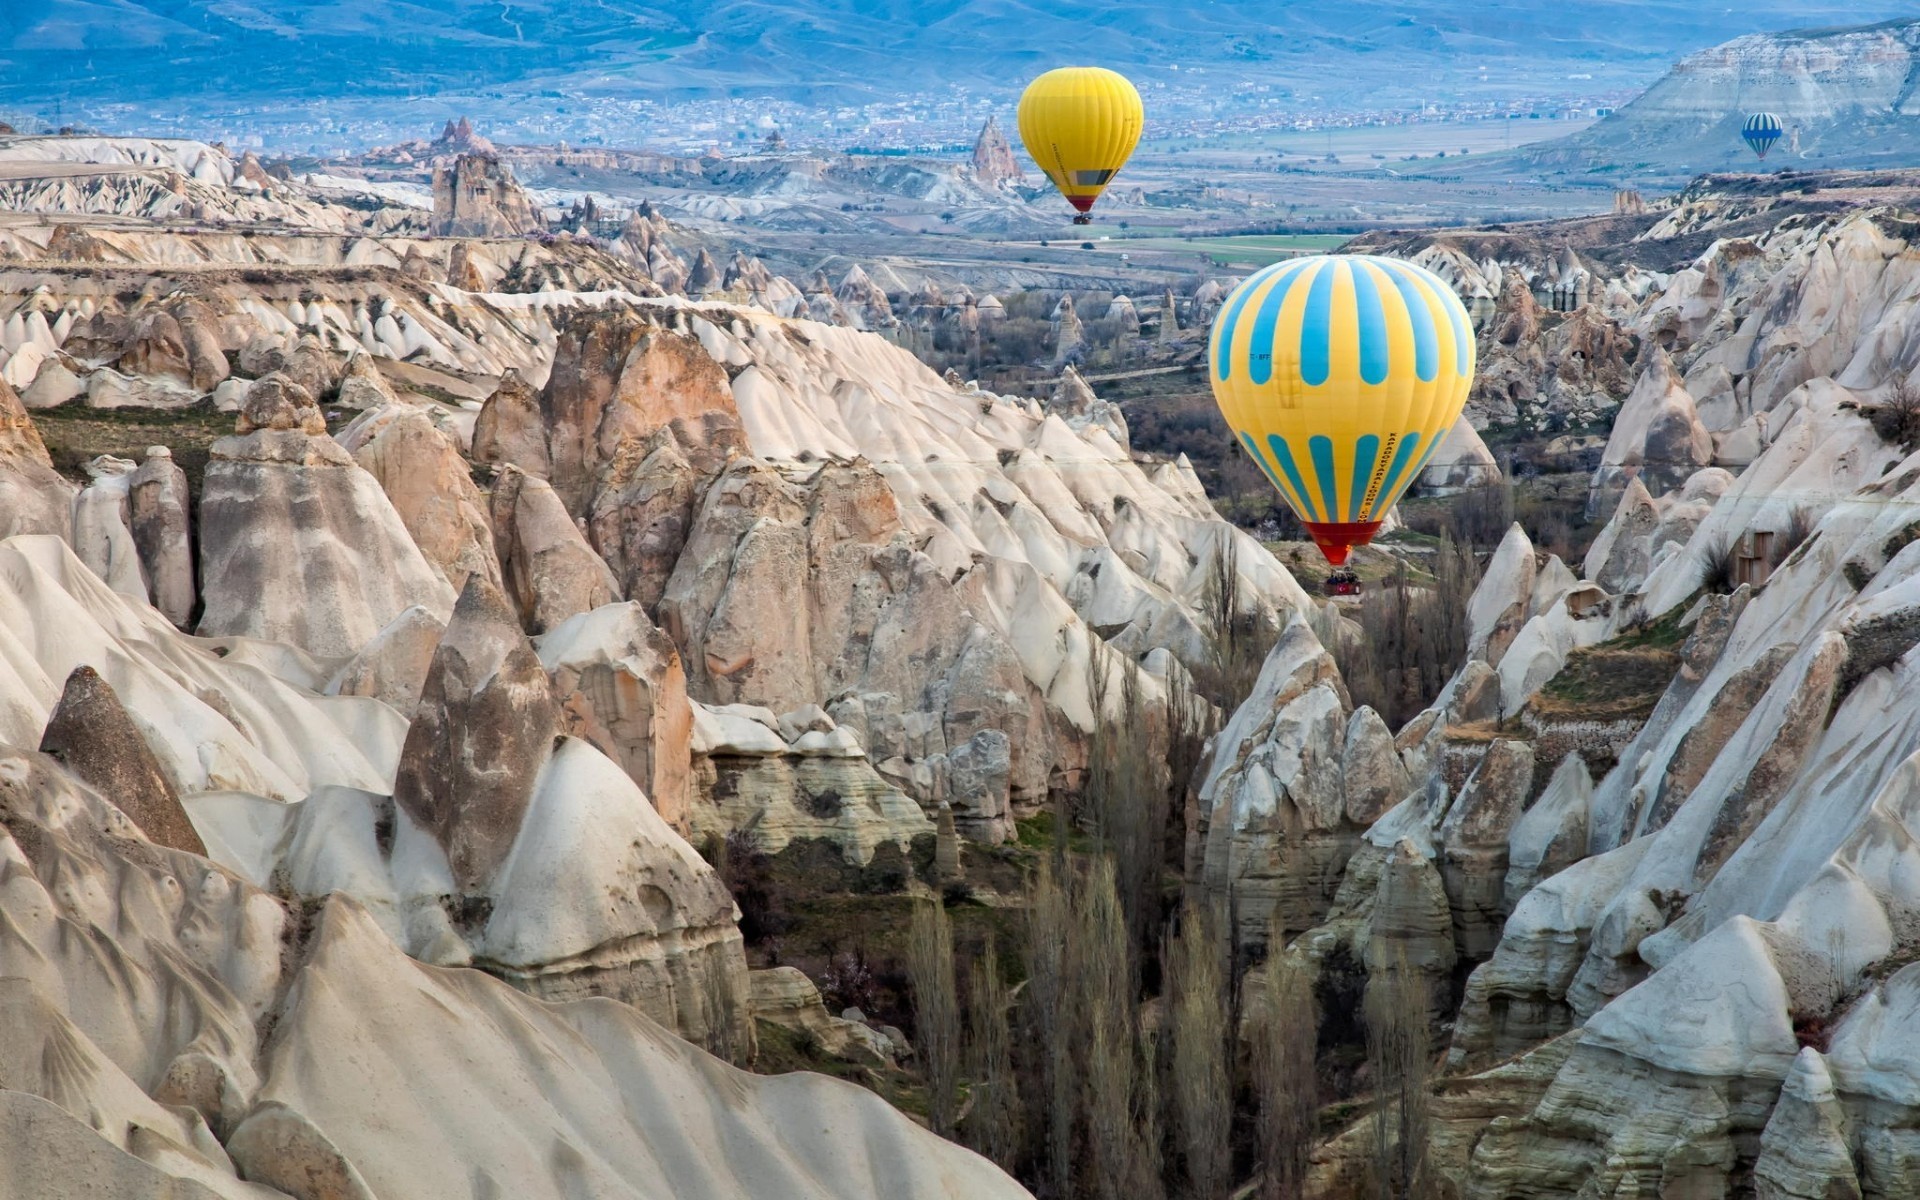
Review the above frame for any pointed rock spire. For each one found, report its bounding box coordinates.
[39,666,206,856]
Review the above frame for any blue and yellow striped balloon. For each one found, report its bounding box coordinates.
[1208,254,1476,566]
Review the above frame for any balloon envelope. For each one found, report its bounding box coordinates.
[1017,67,1143,217]
[1208,254,1477,566]
[1743,112,1784,160]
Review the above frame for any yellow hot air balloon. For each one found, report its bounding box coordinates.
[1017,67,1143,225]
[1209,254,1477,566]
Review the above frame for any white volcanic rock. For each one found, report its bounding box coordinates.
[749,967,895,1066]
[1753,1048,1860,1200]
[70,454,146,602]
[341,402,502,596]
[196,375,454,657]
[0,374,72,542]
[1437,739,1536,960]
[253,896,1025,1200]
[1504,754,1593,909]
[0,534,401,801]
[323,604,446,718]
[128,445,194,627]
[1420,414,1500,494]
[537,601,694,835]
[688,698,935,865]
[1589,345,1713,516]
[1468,523,1536,665]
[1193,616,1370,946]
[390,575,744,1042]
[0,745,1027,1200]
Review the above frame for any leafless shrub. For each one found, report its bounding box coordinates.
[965,934,1021,1167]
[1194,536,1279,713]
[1170,901,1231,1199]
[1365,944,1434,1200]
[1774,504,1817,567]
[1874,380,1920,451]
[1251,935,1318,1200]
[1024,860,1075,1197]
[908,899,962,1137]
[1087,661,1168,981]
[1698,534,1739,594]
[1074,859,1152,1200]
[1333,534,1479,729]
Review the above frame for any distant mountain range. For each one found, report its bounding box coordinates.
[5,0,1918,116]
[1512,17,1920,183]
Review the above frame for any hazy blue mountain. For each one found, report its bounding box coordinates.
[1510,17,1920,184]
[6,0,1918,110]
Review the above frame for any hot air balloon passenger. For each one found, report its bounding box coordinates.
[1018,67,1143,226]
[1209,255,1477,567]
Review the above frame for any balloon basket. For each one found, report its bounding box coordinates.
[1072,214,1092,225]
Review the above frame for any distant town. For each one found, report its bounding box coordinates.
[17,77,1632,160]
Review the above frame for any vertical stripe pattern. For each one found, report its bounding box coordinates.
[1742,112,1783,159]
[1209,253,1476,532]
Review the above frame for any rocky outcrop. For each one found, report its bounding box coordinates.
[1468,523,1536,665]
[127,445,193,627]
[541,314,742,506]
[391,574,746,1043]
[0,745,1027,1200]
[36,665,206,855]
[471,367,550,476]
[0,374,71,541]
[324,603,446,717]
[429,153,541,237]
[688,700,934,863]
[1471,268,1637,430]
[749,967,896,1066]
[1193,617,1369,947]
[342,402,502,595]
[332,351,397,410]
[1420,414,1501,494]
[1051,294,1084,366]
[1437,739,1535,960]
[537,601,693,835]
[71,454,145,601]
[1589,345,1713,516]
[1503,754,1592,908]
[392,575,563,892]
[660,456,1046,841]
[1753,1048,1860,1200]
[971,115,1021,188]
[195,374,455,657]
[491,465,620,634]
[1046,366,1128,452]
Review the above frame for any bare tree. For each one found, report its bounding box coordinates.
[1252,931,1318,1200]
[1088,660,1167,985]
[1024,860,1075,1197]
[1365,943,1434,1200]
[1196,535,1278,711]
[1075,858,1150,1200]
[966,934,1021,1168]
[1170,901,1231,1199]
[1334,532,1478,729]
[1877,380,1920,451]
[909,898,962,1138]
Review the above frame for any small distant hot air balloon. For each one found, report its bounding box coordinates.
[1209,255,1476,567]
[1742,112,1784,160]
[1017,67,1143,225]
